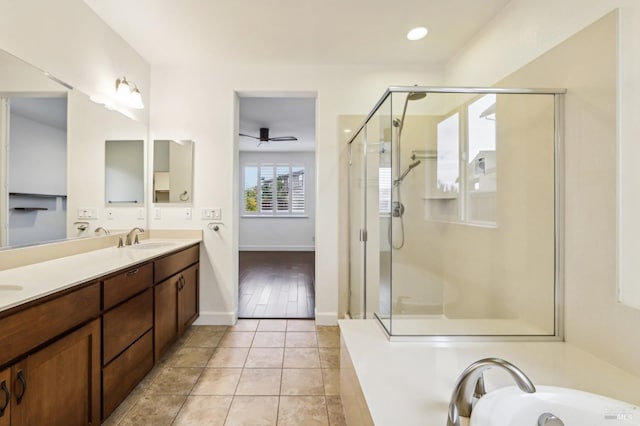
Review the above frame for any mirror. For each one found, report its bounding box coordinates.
[153,139,194,203]
[105,140,144,205]
[0,47,149,249]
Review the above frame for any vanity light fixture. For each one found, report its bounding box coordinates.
[115,76,145,109]
[407,26,428,41]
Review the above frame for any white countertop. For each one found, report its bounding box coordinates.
[339,320,640,426]
[0,239,200,313]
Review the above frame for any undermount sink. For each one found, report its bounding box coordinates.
[470,385,640,426]
[127,242,177,250]
[0,285,23,291]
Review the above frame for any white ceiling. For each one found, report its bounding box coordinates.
[84,0,511,153]
[83,0,511,67]
[239,97,315,152]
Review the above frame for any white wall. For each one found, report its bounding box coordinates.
[149,64,443,325]
[446,2,640,377]
[0,0,150,123]
[9,112,66,195]
[239,151,315,251]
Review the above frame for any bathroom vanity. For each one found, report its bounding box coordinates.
[0,239,200,425]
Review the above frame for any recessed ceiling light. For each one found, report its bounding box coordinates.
[344,129,352,134]
[407,27,428,41]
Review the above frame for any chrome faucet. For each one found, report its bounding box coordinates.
[94,226,110,236]
[447,358,536,426]
[125,227,144,245]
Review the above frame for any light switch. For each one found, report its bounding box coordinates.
[212,208,222,221]
[77,208,98,220]
[153,208,162,220]
[137,208,145,220]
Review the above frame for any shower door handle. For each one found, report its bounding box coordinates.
[359,229,368,242]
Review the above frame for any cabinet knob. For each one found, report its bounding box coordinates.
[15,370,26,405]
[0,380,9,417]
[126,268,139,277]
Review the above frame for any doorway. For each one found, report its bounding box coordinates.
[237,95,316,319]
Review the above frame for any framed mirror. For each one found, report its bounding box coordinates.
[105,140,144,205]
[153,139,194,204]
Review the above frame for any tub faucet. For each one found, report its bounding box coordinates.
[125,227,145,245]
[447,357,536,426]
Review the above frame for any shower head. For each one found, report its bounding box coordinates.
[394,160,422,186]
[407,92,427,101]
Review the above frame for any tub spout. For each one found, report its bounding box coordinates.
[447,357,536,426]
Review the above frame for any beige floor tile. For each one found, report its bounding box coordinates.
[190,368,242,395]
[281,368,324,395]
[173,395,232,426]
[146,367,203,395]
[119,394,186,426]
[286,319,316,331]
[219,331,255,347]
[322,369,340,396]
[102,385,144,425]
[184,329,226,348]
[252,331,286,347]
[278,396,329,426]
[235,369,282,395]
[316,327,340,348]
[225,396,279,426]
[193,325,229,333]
[285,331,318,348]
[166,347,214,367]
[245,347,284,368]
[326,396,347,426]
[230,319,260,331]
[283,347,320,368]
[319,348,340,369]
[257,319,287,332]
[208,347,250,368]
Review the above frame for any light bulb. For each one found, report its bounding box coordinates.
[116,77,131,102]
[128,87,144,109]
[407,27,428,41]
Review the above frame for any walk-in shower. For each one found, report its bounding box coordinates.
[346,86,565,340]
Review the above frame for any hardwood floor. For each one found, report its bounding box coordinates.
[238,251,315,319]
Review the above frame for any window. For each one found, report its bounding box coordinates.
[378,167,392,215]
[428,94,497,225]
[243,163,306,216]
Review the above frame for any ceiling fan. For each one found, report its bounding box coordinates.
[239,127,298,146]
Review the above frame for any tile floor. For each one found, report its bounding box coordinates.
[104,319,346,426]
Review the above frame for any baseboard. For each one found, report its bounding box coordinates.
[194,310,237,325]
[315,311,338,326]
[239,245,315,251]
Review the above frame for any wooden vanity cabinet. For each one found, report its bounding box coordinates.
[9,319,101,426]
[0,368,10,426]
[154,244,199,360]
[101,264,154,420]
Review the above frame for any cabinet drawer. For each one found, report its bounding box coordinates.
[154,245,199,284]
[103,263,152,310]
[0,283,100,367]
[103,289,153,365]
[102,330,153,419]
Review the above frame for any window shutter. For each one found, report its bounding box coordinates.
[276,166,290,212]
[379,167,392,214]
[260,165,274,213]
[243,165,258,213]
[291,166,305,213]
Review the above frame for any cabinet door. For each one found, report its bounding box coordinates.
[179,264,199,334]
[11,319,100,426]
[0,368,9,426]
[154,274,179,361]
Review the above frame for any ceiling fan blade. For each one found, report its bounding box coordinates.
[268,136,298,141]
[239,133,260,139]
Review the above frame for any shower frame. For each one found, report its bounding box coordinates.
[347,86,566,341]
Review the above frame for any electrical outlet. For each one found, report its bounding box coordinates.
[137,208,145,220]
[154,208,161,220]
[184,207,192,220]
